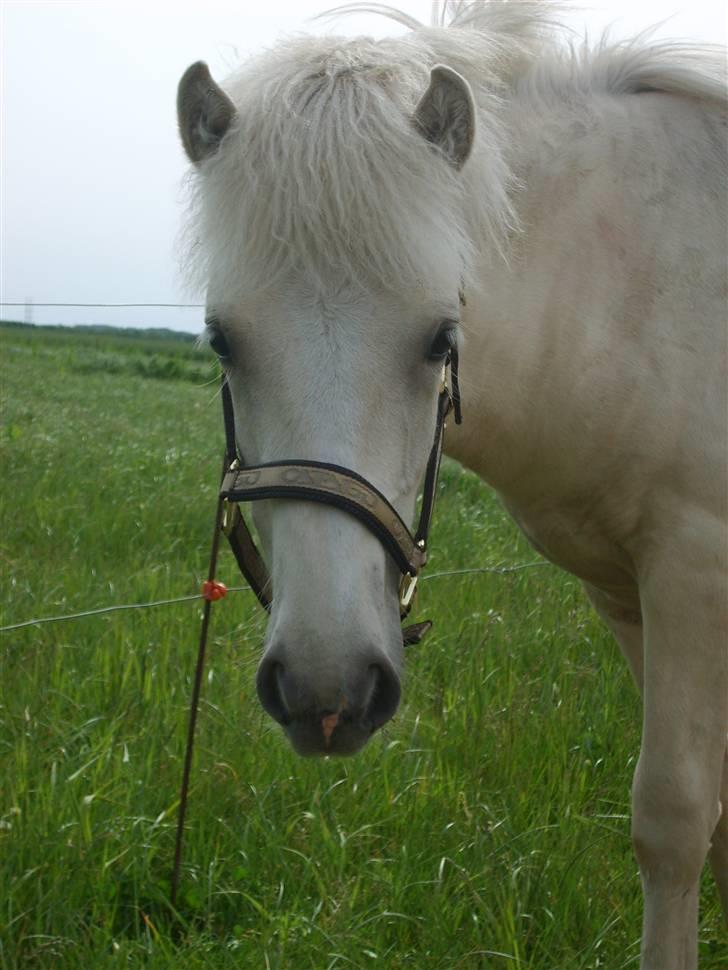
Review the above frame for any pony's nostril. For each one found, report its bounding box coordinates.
[364,662,401,730]
[257,649,400,740]
[256,658,290,725]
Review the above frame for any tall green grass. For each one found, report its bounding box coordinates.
[1,326,725,968]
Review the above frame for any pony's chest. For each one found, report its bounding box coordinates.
[500,493,639,599]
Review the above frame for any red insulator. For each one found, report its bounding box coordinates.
[201,580,228,602]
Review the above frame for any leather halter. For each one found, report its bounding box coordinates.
[217,349,462,645]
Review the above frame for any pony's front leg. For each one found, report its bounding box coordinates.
[582,582,643,689]
[635,543,727,970]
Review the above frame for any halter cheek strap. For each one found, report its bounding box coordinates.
[218,353,461,643]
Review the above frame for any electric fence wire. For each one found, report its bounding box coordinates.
[0,562,550,634]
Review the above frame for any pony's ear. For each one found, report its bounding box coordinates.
[414,65,475,170]
[177,61,236,164]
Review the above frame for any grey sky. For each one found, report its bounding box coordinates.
[1,1,725,334]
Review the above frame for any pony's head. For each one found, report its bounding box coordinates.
[177,35,484,755]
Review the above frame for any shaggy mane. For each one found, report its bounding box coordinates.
[182,0,726,299]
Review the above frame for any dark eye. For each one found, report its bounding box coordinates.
[207,323,231,361]
[428,323,457,361]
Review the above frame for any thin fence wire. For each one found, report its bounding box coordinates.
[0,300,205,310]
[1,302,204,308]
[0,562,550,635]
[0,590,249,633]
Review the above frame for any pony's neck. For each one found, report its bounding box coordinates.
[445,87,716,498]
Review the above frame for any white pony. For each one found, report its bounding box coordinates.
[177,3,727,967]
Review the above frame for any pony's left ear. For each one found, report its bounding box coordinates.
[177,61,236,164]
[414,65,475,170]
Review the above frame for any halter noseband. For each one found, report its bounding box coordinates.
[217,348,462,645]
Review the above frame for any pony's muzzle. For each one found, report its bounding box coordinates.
[256,646,401,756]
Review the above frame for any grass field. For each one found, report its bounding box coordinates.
[1,323,725,969]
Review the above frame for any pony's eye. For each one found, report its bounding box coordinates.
[207,325,231,361]
[428,323,457,362]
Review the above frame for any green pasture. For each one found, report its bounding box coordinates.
[1,323,725,968]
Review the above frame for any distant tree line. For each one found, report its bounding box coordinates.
[0,319,196,342]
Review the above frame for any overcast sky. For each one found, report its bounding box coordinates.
[1,1,725,333]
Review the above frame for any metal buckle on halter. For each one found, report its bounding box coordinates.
[399,537,426,612]
[399,571,419,613]
[440,359,454,417]
[221,498,236,535]
[221,458,240,535]
[440,362,449,393]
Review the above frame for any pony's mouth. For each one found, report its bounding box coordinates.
[282,709,380,757]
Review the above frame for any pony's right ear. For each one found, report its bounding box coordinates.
[177,62,236,164]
